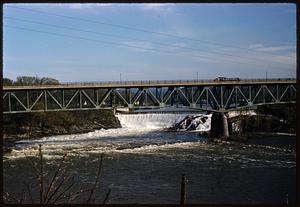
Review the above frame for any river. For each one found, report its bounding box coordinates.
[3,113,296,204]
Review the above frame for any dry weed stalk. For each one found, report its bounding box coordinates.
[87,153,104,203]
[4,145,111,204]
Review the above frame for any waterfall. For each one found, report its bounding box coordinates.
[116,113,191,129]
[116,113,211,131]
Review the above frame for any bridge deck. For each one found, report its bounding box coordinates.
[3,79,296,90]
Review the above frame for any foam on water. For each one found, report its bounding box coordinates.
[114,141,203,154]
[5,113,201,159]
[16,127,154,145]
[16,113,205,145]
[4,112,295,169]
[6,140,203,160]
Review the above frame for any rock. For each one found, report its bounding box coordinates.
[170,114,211,132]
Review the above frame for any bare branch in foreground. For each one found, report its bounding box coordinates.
[102,189,111,204]
[38,144,44,204]
[43,152,68,203]
[25,182,34,204]
[87,153,104,203]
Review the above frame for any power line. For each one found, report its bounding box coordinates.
[4,16,294,66]
[5,24,282,69]
[6,5,295,60]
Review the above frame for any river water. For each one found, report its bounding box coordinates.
[3,113,296,204]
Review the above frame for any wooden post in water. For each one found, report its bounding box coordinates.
[180,174,187,205]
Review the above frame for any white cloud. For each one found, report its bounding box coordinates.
[10,3,174,11]
[176,44,296,70]
[122,41,155,52]
[255,45,295,52]
[119,39,296,69]
[248,44,264,49]
[214,44,295,66]
[248,44,295,52]
[6,3,115,9]
[139,3,175,12]
[67,3,114,9]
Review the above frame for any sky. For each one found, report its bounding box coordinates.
[3,3,296,82]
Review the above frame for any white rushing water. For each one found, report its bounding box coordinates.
[14,113,210,146]
[116,113,199,129]
[4,112,295,170]
[116,112,212,131]
[6,113,212,160]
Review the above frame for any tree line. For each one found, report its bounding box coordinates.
[3,76,60,86]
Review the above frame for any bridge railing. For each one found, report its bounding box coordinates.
[61,78,296,86]
[61,79,211,86]
[3,78,296,89]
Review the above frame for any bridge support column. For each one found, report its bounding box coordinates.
[159,103,165,107]
[128,104,134,112]
[189,103,196,108]
[210,112,229,139]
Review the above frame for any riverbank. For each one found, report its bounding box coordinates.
[3,109,121,153]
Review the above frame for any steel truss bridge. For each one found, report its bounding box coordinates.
[3,79,296,114]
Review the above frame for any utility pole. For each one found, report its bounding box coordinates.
[265,71,268,81]
[120,73,122,82]
[196,72,198,81]
[180,174,187,205]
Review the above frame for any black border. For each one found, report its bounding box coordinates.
[1,1,299,206]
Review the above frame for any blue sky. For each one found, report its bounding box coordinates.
[3,3,296,82]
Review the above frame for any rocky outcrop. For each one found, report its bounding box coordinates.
[228,114,293,134]
[168,114,211,131]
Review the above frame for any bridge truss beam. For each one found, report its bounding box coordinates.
[3,83,296,114]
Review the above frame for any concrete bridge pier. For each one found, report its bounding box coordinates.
[210,112,229,139]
